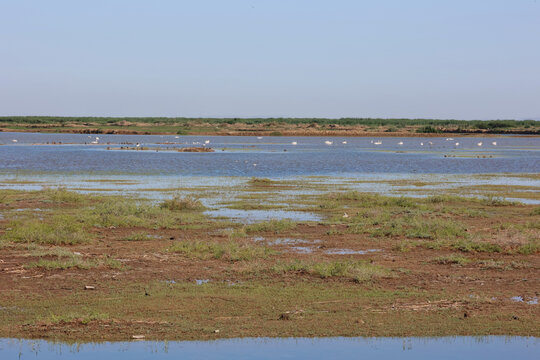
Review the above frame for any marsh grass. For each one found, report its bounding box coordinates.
[168,240,276,261]
[517,240,540,255]
[3,215,89,245]
[25,258,96,270]
[81,197,206,229]
[248,177,276,186]
[243,219,297,234]
[453,240,502,253]
[432,254,470,266]
[160,195,205,211]
[272,260,391,282]
[121,233,152,241]
[25,255,123,270]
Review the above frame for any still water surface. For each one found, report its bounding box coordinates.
[1,133,539,176]
[1,337,538,359]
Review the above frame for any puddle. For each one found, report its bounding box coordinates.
[325,248,381,255]
[511,296,539,305]
[195,279,209,285]
[0,336,538,359]
[14,208,48,212]
[269,238,321,246]
[291,246,315,254]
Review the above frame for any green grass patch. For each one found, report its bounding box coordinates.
[167,240,276,261]
[121,233,153,241]
[3,216,90,245]
[243,219,297,234]
[160,195,205,211]
[272,260,391,282]
[453,240,502,253]
[432,254,470,266]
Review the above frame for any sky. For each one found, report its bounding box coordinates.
[1,0,539,120]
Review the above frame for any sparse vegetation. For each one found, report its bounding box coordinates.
[167,240,276,261]
[160,195,205,211]
[273,260,391,282]
[3,216,90,245]
[433,254,470,266]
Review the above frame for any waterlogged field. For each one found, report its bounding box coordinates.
[0,133,538,343]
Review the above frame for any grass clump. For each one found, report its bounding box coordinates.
[3,216,89,245]
[273,260,390,282]
[516,240,540,255]
[168,240,275,261]
[82,198,204,229]
[25,258,96,270]
[160,195,205,211]
[432,254,470,266]
[453,240,502,253]
[248,177,276,186]
[25,255,124,270]
[121,233,152,241]
[405,218,467,240]
[41,187,91,203]
[243,219,296,234]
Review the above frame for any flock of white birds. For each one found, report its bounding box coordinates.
[9,136,499,148]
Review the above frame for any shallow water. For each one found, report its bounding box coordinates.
[0,337,538,359]
[1,133,539,221]
[1,133,539,176]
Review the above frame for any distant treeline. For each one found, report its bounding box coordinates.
[1,116,539,132]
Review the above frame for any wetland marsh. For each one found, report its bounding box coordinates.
[0,133,538,344]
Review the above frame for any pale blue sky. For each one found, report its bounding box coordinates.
[1,0,539,119]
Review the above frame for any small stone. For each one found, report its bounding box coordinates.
[279,312,291,320]
[84,286,95,290]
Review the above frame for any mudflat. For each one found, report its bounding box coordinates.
[0,187,538,341]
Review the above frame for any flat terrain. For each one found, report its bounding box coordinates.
[1,117,539,136]
[0,185,538,342]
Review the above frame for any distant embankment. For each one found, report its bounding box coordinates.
[1,116,539,136]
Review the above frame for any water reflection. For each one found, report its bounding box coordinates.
[0,337,538,359]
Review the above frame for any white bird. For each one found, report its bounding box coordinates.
[342,141,347,144]
[253,163,257,166]
[136,143,140,147]
[455,142,460,147]
[420,142,424,146]
[291,141,297,145]
[492,141,497,146]
[12,139,17,142]
[477,142,483,147]
[446,138,454,141]
[95,137,99,140]
[398,141,403,145]
[324,140,333,145]
[91,140,98,144]
[428,141,433,146]
[257,137,263,140]
[342,213,349,218]
[374,140,382,145]
[175,136,179,139]
[204,140,210,144]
